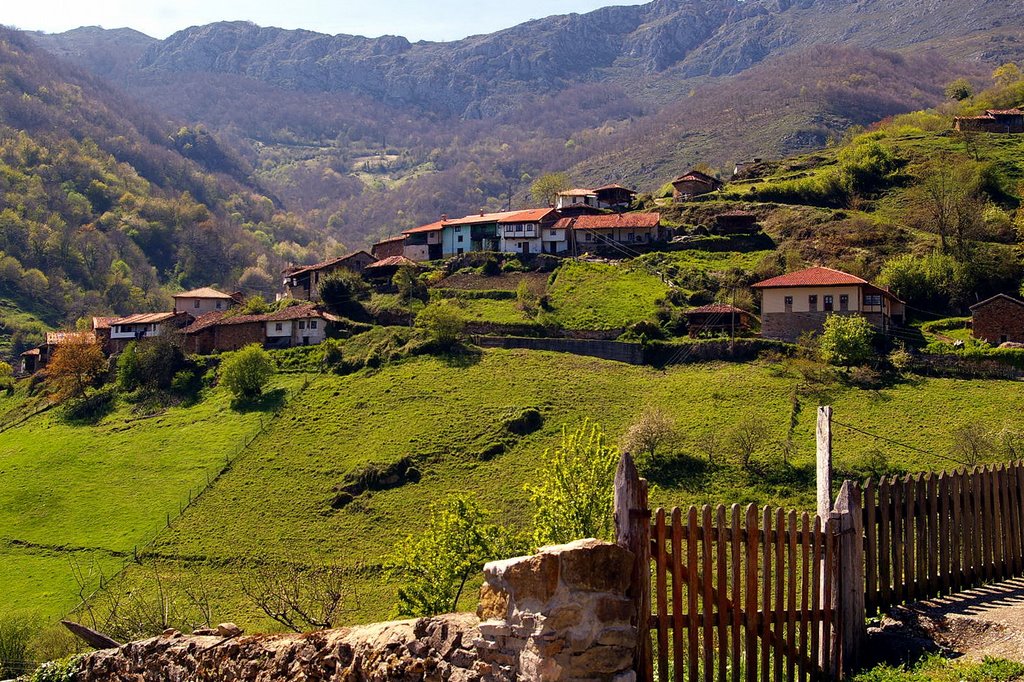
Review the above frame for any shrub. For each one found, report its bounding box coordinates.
[23,655,82,682]
[318,270,370,318]
[818,314,875,367]
[117,337,191,395]
[393,265,427,304]
[0,613,35,679]
[415,302,466,349]
[220,344,275,400]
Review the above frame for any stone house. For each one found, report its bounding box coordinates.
[282,251,375,301]
[497,208,558,255]
[671,170,723,200]
[954,108,1024,133]
[19,331,97,374]
[371,235,406,260]
[556,212,668,253]
[172,287,239,315]
[182,304,333,354]
[401,220,445,261]
[108,311,192,353]
[685,304,757,338]
[363,255,418,286]
[970,293,1024,345]
[555,184,636,211]
[753,266,905,343]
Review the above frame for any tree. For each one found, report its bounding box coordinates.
[528,421,619,548]
[318,269,370,318]
[951,422,997,467]
[393,264,427,304]
[944,78,973,101]
[0,361,12,390]
[992,62,1022,88]
[818,314,875,367]
[530,172,572,206]
[728,416,770,471]
[240,558,346,632]
[415,301,465,349]
[46,337,106,400]
[220,344,274,400]
[620,407,675,463]
[386,496,516,617]
[116,337,189,395]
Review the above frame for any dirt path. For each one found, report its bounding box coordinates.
[869,577,1024,665]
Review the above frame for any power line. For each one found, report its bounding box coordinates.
[831,418,967,468]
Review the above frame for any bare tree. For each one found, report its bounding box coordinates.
[694,428,722,465]
[951,422,997,467]
[620,407,675,462]
[729,416,770,470]
[240,559,346,633]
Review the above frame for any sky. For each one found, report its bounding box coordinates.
[4,0,645,41]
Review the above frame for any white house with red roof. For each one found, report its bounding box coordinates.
[497,208,558,255]
[752,266,905,342]
[172,287,239,315]
[554,213,667,252]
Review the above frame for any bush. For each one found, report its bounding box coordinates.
[0,613,35,679]
[318,270,370,318]
[819,314,875,367]
[220,344,275,400]
[23,655,82,682]
[415,302,466,349]
[116,337,191,396]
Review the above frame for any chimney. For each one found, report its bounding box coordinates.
[441,213,448,221]
[480,209,485,216]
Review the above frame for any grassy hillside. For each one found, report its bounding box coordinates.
[0,349,1011,631]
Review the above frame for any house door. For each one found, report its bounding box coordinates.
[303,336,310,346]
[521,242,530,254]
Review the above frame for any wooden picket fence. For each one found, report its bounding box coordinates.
[863,462,1024,616]
[614,409,1024,681]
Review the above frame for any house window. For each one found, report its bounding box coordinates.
[515,225,523,232]
[784,296,793,313]
[298,321,306,330]
[839,295,849,311]
[585,232,592,242]
[457,235,464,243]
[824,295,834,312]
[309,320,317,330]
[454,226,462,233]
[809,295,818,312]
[549,229,556,237]
[864,294,882,307]
[193,300,200,308]
[216,301,222,309]
[275,323,283,331]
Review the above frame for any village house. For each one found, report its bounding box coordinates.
[92,316,117,354]
[363,255,418,287]
[671,170,724,200]
[19,330,97,374]
[970,293,1024,345]
[497,208,559,255]
[685,304,757,338]
[555,184,636,211]
[732,158,763,179]
[172,287,239,315]
[753,266,905,343]
[556,213,668,252]
[107,311,192,352]
[371,235,407,260]
[282,251,375,301]
[182,304,334,354]
[402,219,445,262]
[440,211,515,256]
[954,108,1024,133]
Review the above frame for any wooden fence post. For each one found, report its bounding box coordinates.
[615,451,652,682]
[833,480,866,679]
[817,406,833,520]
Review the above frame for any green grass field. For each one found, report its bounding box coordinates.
[546,260,669,329]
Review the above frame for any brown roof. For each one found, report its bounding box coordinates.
[497,208,558,223]
[592,183,636,194]
[445,210,530,226]
[686,304,751,316]
[366,255,417,269]
[373,235,406,245]
[558,188,597,197]
[987,108,1024,115]
[111,311,181,325]
[92,316,118,330]
[752,266,870,289]
[672,170,720,185]
[402,220,446,235]
[970,293,1024,311]
[717,210,755,218]
[284,251,373,277]
[173,287,234,300]
[181,304,327,335]
[46,331,96,345]
[554,213,661,230]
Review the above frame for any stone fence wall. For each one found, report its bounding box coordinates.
[74,539,636,682]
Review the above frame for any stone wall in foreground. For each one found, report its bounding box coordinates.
[75,539,636,682]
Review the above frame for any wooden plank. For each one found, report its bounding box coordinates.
[671,508,684,682]
[702,506,715,682]
[916,475,927,599]
[835,481,866,677]
[980,466,991,582]
[951,469,962,593]
[656,508,670,682]
[998,464,1010,579]
[731,505,742,682]
[822,516,834,679]
[716,506,728,682]
[892,476,904,606]
[1015,462,1024,574]
[799,512,810,682]
[810,516,822,680]
[817,407,833,519]
[878,477,891,611]
[688,507,700,682]
[745,504,759,682]
[1011,462,1023,575]
[968,467,979,586]
[774,508,784,682]
[864,479,877,615]
[904,475,916,602]
[613,452,652,682]
[927,473,938,597]
[787,510,797,682]
[761,506,771,682]
[939,472,951,596]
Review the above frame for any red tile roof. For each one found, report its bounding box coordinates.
[445,210,531,226]
[592,183,635,193]
[92,316,118,330]
[497,208,557,223]
[987,108,1024,115]
[402,220,445,235]
[752,266,869,289]
[284,251,373,277]
[46,330,96,345]
[366,255,417,269]
[969,293,1024,311]
[182,304,326,335]
[672,170,721,185]
[558,188,597,197]
[555,213,661,230]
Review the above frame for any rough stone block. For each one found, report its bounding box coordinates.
[596,626,637,649]
[556,539,633,593]
[595,595,634,623]
[477,583,510,620]
[568,645,635,675]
